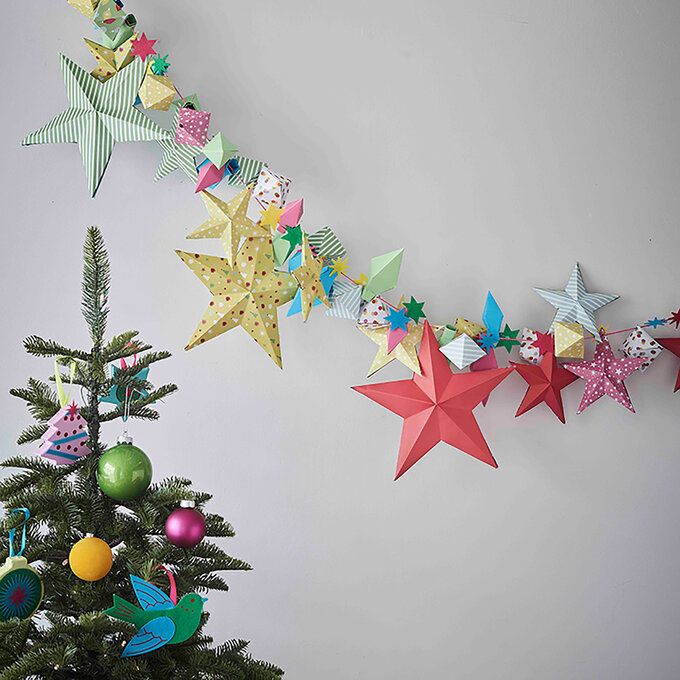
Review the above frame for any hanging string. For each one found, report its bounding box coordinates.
[54,357,77,407]
[8,508,30,558]
[157,564,178,605]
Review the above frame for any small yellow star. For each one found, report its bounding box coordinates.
[598,324,609,338]
[359,324,424,377]
[259,204,285,231]
[330,257,349,276]
[356,273,369,286]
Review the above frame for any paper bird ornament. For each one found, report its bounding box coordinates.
[154,105,200,182]
[37,403,91,465]
[131,33,157,62]
[248,167,291,220]
[291,236,331,321]
[105,574,206,658]
[195,161,226,192]
[512,352,579,423]
[308,227,347,262]
[554,321,585,359]
[22,55,168,197]
[361,249,404,302]
[288,266,336,318]
[176,107,211,147]
[358,297,389,327]
[353,322,512,479]
[176,238,297,367]
[565,338,645,414]
[454,318,485,339]
[186,188,267,266]
[84,36,136,82]
[138,66,176,111]
[279,199,304,231]
[359,324,423,377]
[620,326,663,372]
[99,365,149,407]
[519,329,541,365]
[534,263,619,338]
[656,338,680,392]
[326,279,362,320]
[68,0,99,19]
[440,333,486,369]
[202,132,238,169]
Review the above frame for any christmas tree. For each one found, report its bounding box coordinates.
[0,227,282,679]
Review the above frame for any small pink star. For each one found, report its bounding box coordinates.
[131,33,157,62]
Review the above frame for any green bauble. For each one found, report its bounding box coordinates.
[97,437,153,501]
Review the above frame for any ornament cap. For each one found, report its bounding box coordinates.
[117,434,133,445]
[180,500,195,509]
[85,532,94,538]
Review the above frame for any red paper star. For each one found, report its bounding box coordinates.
[131,33,157,61]
[533,331,554,355]
[669,308,680,328]
[352,322,512,479]
[512,352,579,423]
[656,338,680,392]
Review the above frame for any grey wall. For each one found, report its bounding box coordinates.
[2,1,680,678]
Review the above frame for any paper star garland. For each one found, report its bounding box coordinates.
[647,317,667,329]
[22,55,168,197]
[359,323,423,377]
[186,188,267,266]
[291,236,330,321]
[84,36,136,82]
[131,33,157,61]
[176,238,297,367]
[656,338,680,392]
[512,352,578,423]
[154,105,200,182]
[353,322,512,479]
[279,199,304,231]
[403,296,426,323]
[288,265,336,319]
[385,308,409,332]
[565,338,645,414]
[534,262,619,338]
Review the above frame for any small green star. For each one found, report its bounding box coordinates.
[151,54,171,76]
[497,324,520,352]
[403,296,426,323]
[281,225,304,258]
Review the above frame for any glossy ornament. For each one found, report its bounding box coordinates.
[69,535,113,582]
[97,436,152,501]
[0,556,43,622]
[165,501,206,549]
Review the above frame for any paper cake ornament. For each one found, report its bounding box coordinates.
[361,249,404,302]
[176,238,297,367]
[534,262,619,338]
[358,297,389,327]
[656,338,680,392]
[554,321,585,359]
[138,64,176,111]
[512,352,579,423]
[359,324,423,377]
[84,36,136,82]
[155,104,200,182]
[326,279,362,320]
[176,107,211,147]
[105,574,205,658]
[440,333,486,369]
[620,326,663,372]
[68,0,100,19]
[186,188,267,266]
[202,132,238,169]
[308,227,347,262]
[291,236,331,322]
[37,403,91,465]
[22,55,167,197]
[249,167,291,220]
[454,318,485,339]
[519,328,541,365]
[565,338,645,414]
[353,322,512,479]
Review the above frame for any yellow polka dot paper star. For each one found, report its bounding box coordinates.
[84,36,136,82]
[176,237,298,367]
[356,273,369,286]
[292,235,330,322]
[186,188,268,266]
[259,204,285,232]
[330,257,349,276]
[358,323,424,377]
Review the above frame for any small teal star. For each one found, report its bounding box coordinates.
[647,317,667,329]
[151,54,171,76]
[403,296,426,323]
[478,332,499,351]
[385,307,410,331]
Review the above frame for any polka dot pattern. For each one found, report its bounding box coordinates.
[176,108,211,147]
[138,71,176,111]
[620,325,663,372]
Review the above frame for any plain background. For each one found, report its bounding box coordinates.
[2,1,680,678]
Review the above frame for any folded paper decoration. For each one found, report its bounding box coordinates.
[512,352,578,423]
[279,199,304,232]
[519,328,541,365]
[656,338,680,392]
[226,156,265,187]
[186,189,267,266]
[565,338,645,414]
[22,55,168,197]
[358,297,389,327]
[195,162,226,193]
[176,107,211,147]
[202,132,238,170]
[85,36,136,82]
[454,318,485,339]
[534,262,619,338]
[288,266,336,318]
[440,333,486,369]
[554,321,585,359]
[353,322,512,479]
[291,236,331,322]
[359,324,423,377]
[94,0,127,42]
[326,279,362,320]
[497,324,521,352]
[37,404,91,465]
[176,238,298,367]
[68,0,100,19]
[620,326,663,372]
[138,67,176,111]
[361,249,404,302]
[481,292,503,347]
[130,33,157,62]
[249,167,291,220]
[155,105,200,182]
[308,227,347,262]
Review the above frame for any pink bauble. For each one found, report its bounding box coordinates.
[165,502,206,549]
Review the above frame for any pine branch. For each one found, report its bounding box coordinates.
[10,378,60,421]
[97,384,179,422]
[81,226,110,347]
[22,336,90,361]
[16,423,48,445]
[102,331,150,363]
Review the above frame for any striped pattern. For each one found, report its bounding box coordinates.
[440,334,486,370]
[22,54,168,197]
[308,227,346,262]
[326,279,362,320]
[534,262,619,338]
[155,106,200,181]
[227,156,265,186]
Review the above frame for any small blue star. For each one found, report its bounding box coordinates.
[478,332,499,350]
[385,307,410,331]
[647,317,667,328]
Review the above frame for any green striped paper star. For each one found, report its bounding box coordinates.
[154,106,200,182]
[22,54,169,197]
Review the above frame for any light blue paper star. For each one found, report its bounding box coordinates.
[287,267,336,317]
[99,366,149,407]
[647,317,667,329]
[384,307,410,331]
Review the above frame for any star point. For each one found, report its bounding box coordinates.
[291,236,330,322]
